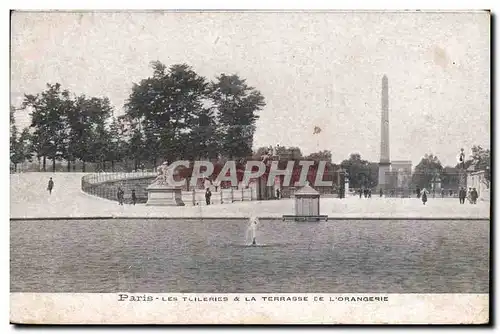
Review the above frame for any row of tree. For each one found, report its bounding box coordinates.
[411,146,491,188]
[10,62,265,172]
[249,147,490,190]
[10,60,490,189]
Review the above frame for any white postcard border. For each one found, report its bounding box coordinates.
[10,293,489,324]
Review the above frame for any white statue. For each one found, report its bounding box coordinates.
[153,161,174,186]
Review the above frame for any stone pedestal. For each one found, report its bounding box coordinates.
[378,163,391,191]
[146,185,185,206]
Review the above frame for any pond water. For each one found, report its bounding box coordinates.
[10,219,489,293]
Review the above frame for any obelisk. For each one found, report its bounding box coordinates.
[378,75,391,190]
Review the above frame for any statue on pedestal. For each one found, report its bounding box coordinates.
[151,161,175,187]
[146,160,185,206]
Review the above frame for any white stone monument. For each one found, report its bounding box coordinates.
[146,161,185,206]
[378,75,392,191]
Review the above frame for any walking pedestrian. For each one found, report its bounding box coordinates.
[131,189,137,205]
[205,188,212,205]
[379,188,383,197]
[117,187,124,206]
[416,187,421,199]
[471,188,478,204]
[458,187,465,204]
[47,177,54,195]
[276,188,280,199]
[421,189,428,205]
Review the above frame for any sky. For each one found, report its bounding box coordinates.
[10,11,490,167]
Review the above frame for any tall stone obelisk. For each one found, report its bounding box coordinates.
[378,75,391,190]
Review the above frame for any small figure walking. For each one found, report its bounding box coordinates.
[416,187,421,199]
[421,189,428,205]
[205,188,212,205]
[467,188,473,204]
[459,187,466,204]
[471,188,478,204]
[276,188,280,199]
[117,187,124,206]
[379,188,383,197]
[131,189,137,205]
[47,177,54,195]
[252,220,258,245]
[441,189,445,198]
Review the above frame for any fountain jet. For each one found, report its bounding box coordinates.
[248,216,259,246]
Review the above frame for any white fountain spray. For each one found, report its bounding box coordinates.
[247,216,259,246]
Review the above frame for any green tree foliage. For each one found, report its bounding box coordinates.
[275,146,303,161]
[14,62,267,172]
[304,150,332,163]
[23,83,72,172]
[21,84,114,172]
[440,166,460,189]
[125,62,211,164]
[10,106,32,172]
[210,74,265,159]
[340,153,378,189]
[461,145,491,182]
[106,117,127,171]
[411,153,443,189]
[128,128,145,171]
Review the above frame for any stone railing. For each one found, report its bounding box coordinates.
[81,172,258,205]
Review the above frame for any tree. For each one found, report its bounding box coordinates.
[23,83,72,172]
[10,105,15,124]
[304,150,332,163]
[440,166,460,189]
[125,62,211,165]
[210,74,265,159]
[10,107,32,172]
[91,122,109,171]
[128,128,145,171]
[461,145,491,182]
[71,95,114,171]
[106,117,127,171]
[188,107,219,160]
[275,146,303,161]
[411,153,443,189]
[10,108,19,172]
[340,153,377,189]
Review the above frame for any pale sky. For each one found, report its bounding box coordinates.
[10,11,490,167]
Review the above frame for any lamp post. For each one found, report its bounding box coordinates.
[431,172,441,198]
[338,168,346,198]
[458,148,467,189]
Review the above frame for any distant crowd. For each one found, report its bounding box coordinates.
[46,176,481,207]
[354,186,480,206]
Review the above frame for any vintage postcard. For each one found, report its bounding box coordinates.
[9,10,490,325]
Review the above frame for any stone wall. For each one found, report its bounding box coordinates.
[82,174,258,205]
[82,176,154,203]
[467,170,490,201]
